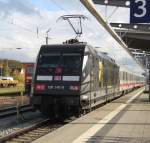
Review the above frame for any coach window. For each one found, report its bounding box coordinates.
[119,71,121,81]
[109,63,112,86]
[114,66,116,85]
[122,72,124,81]
[103,61,107,87]
[92,56,95,67]
[124,72,126,81]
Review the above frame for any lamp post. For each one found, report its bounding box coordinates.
[46,28,51,45]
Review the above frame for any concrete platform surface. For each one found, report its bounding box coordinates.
[33,88,150,143]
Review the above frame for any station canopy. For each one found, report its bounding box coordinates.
[93,0,130,7]
[93,0,150,68]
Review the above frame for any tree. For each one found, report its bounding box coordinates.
[11,69,24,83]
[2,60,10,76]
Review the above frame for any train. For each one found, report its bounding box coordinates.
[30,40,145,118]
[24,63,34,94]
[145,69,149,92]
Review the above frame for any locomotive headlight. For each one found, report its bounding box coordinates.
[35,84,45,91]
[81,95,89,100]
[70,85,80,91]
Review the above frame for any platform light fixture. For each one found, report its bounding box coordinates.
[104,0,108,4]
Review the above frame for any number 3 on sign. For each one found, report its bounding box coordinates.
[134,0,146,17]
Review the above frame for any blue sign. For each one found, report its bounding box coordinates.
[130,0,150,23]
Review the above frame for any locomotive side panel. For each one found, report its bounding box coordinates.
[80,48,120,109]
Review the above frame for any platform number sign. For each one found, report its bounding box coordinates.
[130,0,150,23]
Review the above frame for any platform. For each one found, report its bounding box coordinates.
[33,88,150,143]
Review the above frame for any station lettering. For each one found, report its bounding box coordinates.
[130,0,150,23]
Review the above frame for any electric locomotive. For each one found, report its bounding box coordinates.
[31,40,120,118]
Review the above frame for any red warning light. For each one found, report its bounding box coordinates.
[35,84,45,91]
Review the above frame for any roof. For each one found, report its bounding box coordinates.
[93,0,130,7]
[110,23,150,52]
[110,23,150,68]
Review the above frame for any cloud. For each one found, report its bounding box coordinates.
[0,0,144,73]
[95,5,130,23]
[0,0,40,18]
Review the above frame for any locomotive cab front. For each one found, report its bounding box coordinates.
[31,44,85,117]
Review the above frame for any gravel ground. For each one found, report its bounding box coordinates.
[0,95,29,109]
[0,110,44,137]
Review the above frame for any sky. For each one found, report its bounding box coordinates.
[0,0,144,74]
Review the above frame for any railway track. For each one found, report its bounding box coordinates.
[0,119,65,143]
[0,104,34,119]
[0,89,143,143]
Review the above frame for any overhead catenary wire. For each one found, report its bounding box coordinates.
[0,2,68,41]
[0,18,46,39]
[50,0,69,12]
[50,0,129,62]
[48,0,102,41]
[10,15,37,27]
[107,7,119,21]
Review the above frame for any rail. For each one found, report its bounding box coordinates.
[0,119,64,143]
[0,104,33,119]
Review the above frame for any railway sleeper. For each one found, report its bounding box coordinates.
[29,132,48,136]
[24,133,41,137]
[18,136,32,140]
[24,131,43,137]
[33,129,49,133]
[32,130,49,134]
[36,126,50,129]
[36,127,50,131]
[5,141,20,143]
[11,138,31,142]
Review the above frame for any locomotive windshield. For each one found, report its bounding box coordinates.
[38,54,60,67]
[38,53,81,69]
[63,53,81,69]
[26,66,33,74]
